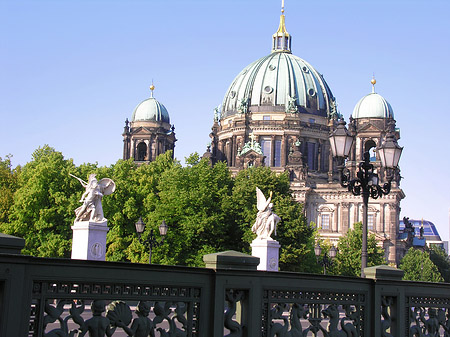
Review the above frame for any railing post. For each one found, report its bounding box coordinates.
[365,265,404,337]
[204,251,260,337]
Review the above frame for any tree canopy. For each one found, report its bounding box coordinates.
[429,245,450,283]
[330,222,386,277]
[399,248,444,282]
[0,147,317,272]
[0,146,93,257]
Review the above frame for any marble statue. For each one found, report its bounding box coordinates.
[252,187,281,240]
[71,173,116,222]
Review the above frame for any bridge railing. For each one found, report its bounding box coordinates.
[0,253,449,336]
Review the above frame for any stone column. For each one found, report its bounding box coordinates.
[388,203,398,264]
[333,204,339,232]
[231,135,236,167]
[328,145,333,182]
[148,137,153,161]
[130,139,136,159]
[341,202,349,233]
[218,140,224,161]
[251,238,281,271]
[71,220,109,261]
[379,202,385,233]
[354,202,360,225]
[270,136,275,167]
[281,135,287,167]
[317,141,322,171]
[226,139,232,165]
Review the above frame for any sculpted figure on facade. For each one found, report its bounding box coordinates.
[252,187,281,240]
[71,173,116,222]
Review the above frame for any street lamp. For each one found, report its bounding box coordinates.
[314,243,337,275]
[329,122,402,277]
[135,217,168,264]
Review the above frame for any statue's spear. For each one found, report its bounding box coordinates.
[69,173,87,186]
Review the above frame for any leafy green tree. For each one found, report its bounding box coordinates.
[103,152,176,262]
[429,245,450,283]
[331,222,386,277]
[400,248,443,282]
[0,155,20,225]
[145,157,235,266]
[0,146,316,271]
[0,145,96,257]
[231,167,317,272]
[123,162,316,270]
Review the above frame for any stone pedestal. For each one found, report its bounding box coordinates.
[71,220,109,261]
[203,250,260,270]
[251,238,280,271]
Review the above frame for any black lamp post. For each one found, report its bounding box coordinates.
[314,243,337,275]
[329,121,403,277]
[135,217,168,264]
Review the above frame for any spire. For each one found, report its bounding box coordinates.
[272,0,291,53]
[150,81,155,98]
[371,75,376,93]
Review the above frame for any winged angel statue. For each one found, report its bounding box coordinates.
[252,187,281,240]
[71,173,116,222]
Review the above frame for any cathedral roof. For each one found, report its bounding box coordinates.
[352,79,394,119]
[220,12,336,119]
[131,85,170,124]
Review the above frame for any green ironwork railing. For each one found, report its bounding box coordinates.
[0,254,449,336]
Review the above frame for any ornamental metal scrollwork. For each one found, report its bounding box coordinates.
[381,296,394,337]
[267,302,361,337]
[42,299,191,337]
[409,307,449,337]
[224,289,245,337]
[341,152,390,199]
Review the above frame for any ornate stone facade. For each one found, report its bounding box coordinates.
[205,11,404,264]
[122,87,176,164]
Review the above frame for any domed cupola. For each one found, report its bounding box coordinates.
[132,84,170,124]
[122,84,176,163]
[220,7,336,119]
[352,78,394,119]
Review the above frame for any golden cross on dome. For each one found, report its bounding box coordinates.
[150,80,155,97]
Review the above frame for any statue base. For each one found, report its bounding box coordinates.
[71,220,109,261]
[251,238,280,271]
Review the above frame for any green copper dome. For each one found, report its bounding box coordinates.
[221,14,335,119]
[132,96,170,123]
[352,82,394,119]
[222,52,335,118]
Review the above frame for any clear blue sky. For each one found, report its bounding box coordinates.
[1,0,450,241]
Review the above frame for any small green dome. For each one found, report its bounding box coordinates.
[221,52,335,118]
[132,97,170,123]
[352,92,394,119]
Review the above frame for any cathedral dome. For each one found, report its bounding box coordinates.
[132,89,170,124]
[352,80,394,119]
[221,14,335,119]
[221,52,335,118]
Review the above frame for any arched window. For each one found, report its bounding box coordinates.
[364,140,377,162]
[137,142,147,161]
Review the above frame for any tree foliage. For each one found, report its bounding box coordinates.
[429,245,450,283]
[0,147,316,271]
[331,222,386,277]
[0,146,96,257]
[230,167,316,272]
[399,248,444,282]
[0,155,19,225]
